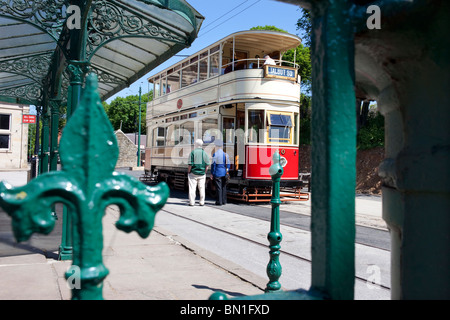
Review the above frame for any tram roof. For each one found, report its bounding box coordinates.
[148,30,302,81]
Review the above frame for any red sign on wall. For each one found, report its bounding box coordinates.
[23,114,36,123]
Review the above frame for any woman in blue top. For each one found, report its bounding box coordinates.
[210,139,230,206]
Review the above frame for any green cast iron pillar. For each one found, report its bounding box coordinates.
[0,74,169,300]
[49,99,60,171]
[265,151,284,293]
[40,105,50,174]
[137,86,142,167]
[309,0,356,300]
[58,63,88,261]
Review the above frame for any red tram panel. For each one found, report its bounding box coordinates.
[245,146,298,180]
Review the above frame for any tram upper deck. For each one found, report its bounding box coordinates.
[146,30,302,118]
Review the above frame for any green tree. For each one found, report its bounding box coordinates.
[250,25,311,92]
[357,110,384,150]
[282,45,311,92]
[296,8,311,47]
[103,91,152,134]
[250,25,287,32]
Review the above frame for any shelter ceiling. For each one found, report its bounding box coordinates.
[0,0,203,106]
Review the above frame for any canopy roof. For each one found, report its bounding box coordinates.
[0,0,204,105]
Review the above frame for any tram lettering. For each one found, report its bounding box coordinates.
[267,66,295,79]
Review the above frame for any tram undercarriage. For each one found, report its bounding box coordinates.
[140,169,310,203]
[225,178,309,203]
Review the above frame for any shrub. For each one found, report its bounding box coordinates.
[357,112,384,150]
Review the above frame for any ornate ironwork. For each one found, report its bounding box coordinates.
[0,82,42,102]
[0,74,169,299]
[86,0,185,58]
[0,0,67,40]
[0,53,53,82]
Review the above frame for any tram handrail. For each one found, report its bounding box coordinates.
[221,58,299,73]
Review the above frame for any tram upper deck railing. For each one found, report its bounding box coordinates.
[221,58,299,74]
[147,64,301,120]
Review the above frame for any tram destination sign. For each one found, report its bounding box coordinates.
[264,65,297,81]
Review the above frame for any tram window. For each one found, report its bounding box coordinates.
[166,124,182,146]
[167,69,180,93]
[199,57,208,81]
[247,110,265,143]
[201,118,219,143]
[180,121,195,145]
[181,62,198,88]
[154,127,165,146]
[237,110,245,131]
[210,45,220,54]
[166,125,174,146]
[269,114,292,126]
[268,126,291,142]
[223,117,235,144]
[162,76,167,95]
[267,113,293,144]
[153,76,160,98]
[209,52,220,77]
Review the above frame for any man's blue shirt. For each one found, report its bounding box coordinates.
[211,149,230,177]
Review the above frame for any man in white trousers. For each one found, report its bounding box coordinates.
[187,139,210,206]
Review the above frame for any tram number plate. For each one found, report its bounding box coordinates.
[264,65,297,81]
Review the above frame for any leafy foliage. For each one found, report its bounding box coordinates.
[282,45,311,92]
[250,25,311,92]
[296,8,311,47]
[103,92,152,134]
[357,111,385,150]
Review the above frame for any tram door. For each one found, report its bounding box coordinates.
[222,117,235,169]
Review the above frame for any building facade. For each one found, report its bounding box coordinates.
[0,102,30,186]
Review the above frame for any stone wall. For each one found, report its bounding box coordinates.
[115,129,138,168]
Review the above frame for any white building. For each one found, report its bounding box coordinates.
[0,102,30,186]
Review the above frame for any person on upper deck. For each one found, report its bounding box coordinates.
[263,54,276,66]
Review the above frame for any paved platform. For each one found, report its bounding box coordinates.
[0,173,386,300]
[0,206,265,300]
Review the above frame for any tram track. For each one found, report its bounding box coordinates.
[165,189,390,251]
[160,204,391,292]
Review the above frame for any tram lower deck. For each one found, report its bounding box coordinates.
[143,30,308,202]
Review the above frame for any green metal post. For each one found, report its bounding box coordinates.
[40,106,50,174]
[309,0,356,300]
[49,99,60,171]
[0,74,169,300]
[137,86,141,167]
[58,63,86,261]
[265,151,284,293]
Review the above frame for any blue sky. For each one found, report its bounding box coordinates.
[105,0,304,103]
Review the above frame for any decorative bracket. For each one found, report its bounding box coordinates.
[0,73,169,300]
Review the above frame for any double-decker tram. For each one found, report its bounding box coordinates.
[144,30,309,202]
